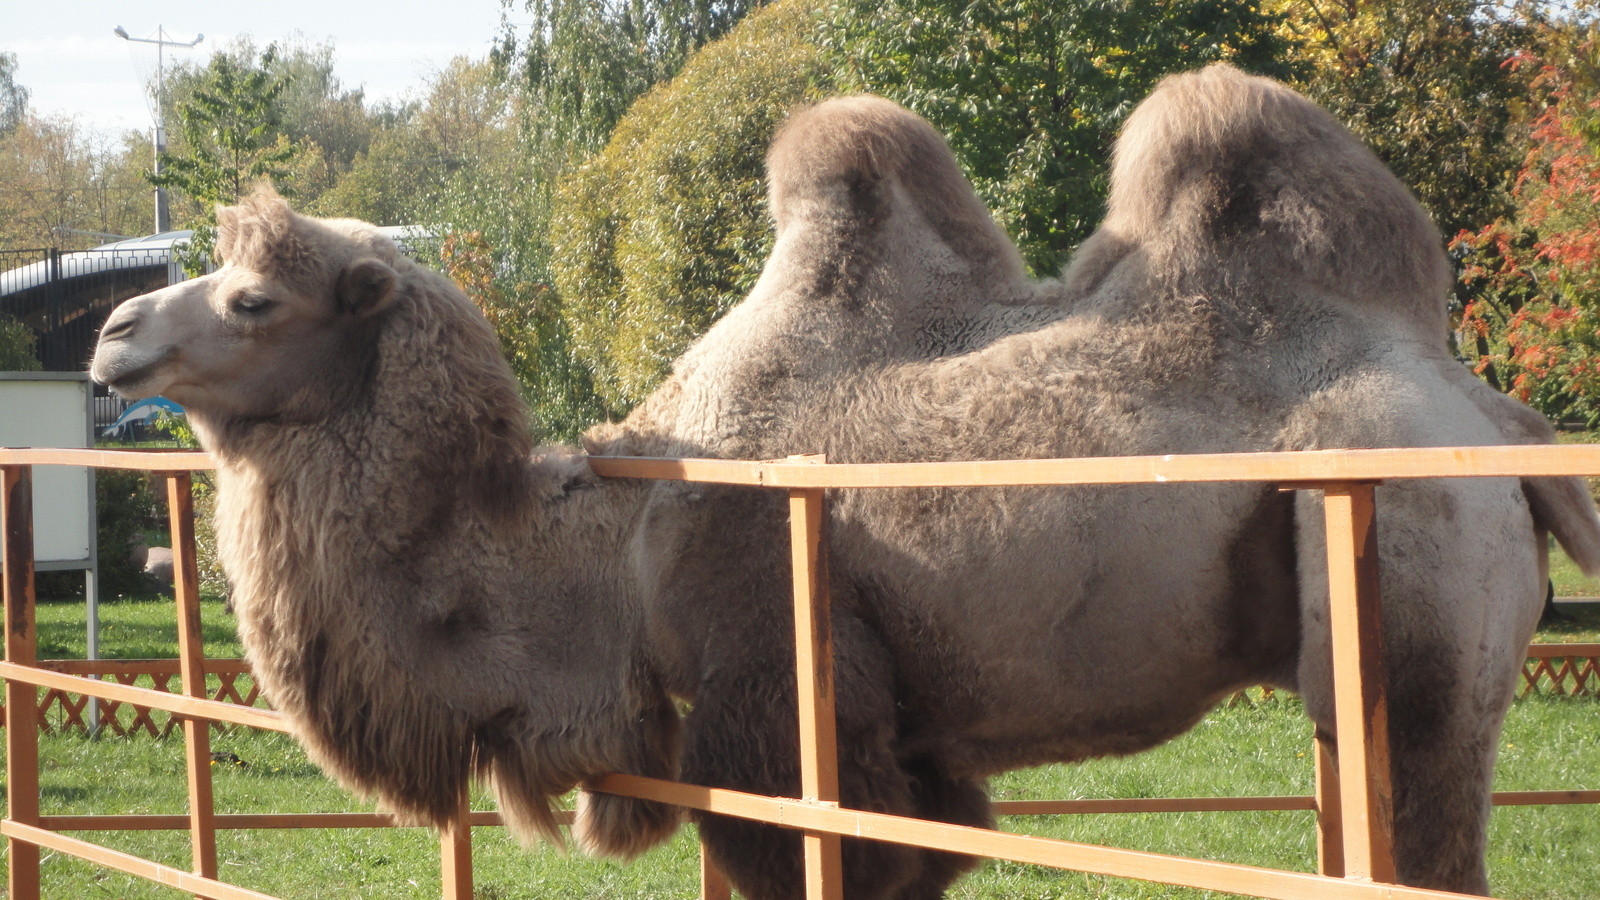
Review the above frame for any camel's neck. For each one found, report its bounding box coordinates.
[202,269,545,575]
[199,266,652,721]
[197,289,670,833]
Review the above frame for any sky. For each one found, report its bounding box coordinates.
[2,0,515,137]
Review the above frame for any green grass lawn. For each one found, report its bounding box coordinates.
[5,595,1597,899]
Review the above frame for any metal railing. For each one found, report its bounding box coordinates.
[2,445,1598,900]
[0,247,173,372]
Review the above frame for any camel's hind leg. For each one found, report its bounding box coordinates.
[683,613,990,900]
[1295,483,1545,895]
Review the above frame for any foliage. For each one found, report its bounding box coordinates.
[386,54,612,441]
[1455,22,1600,425]
[823,0,1298,274]
[57,468,166,601]
[434,229,610,441]
[550,0,831,410]
[262,37,373,201]
[158,36,374,214]
[1271,0,1536,242]
[313,57,514,224]
[151,45,311,274]
[0,114,153,249]
[0,50,28,136]
[403,1,772,435]
[0,315,41,370]
[148,412,228,597]
[498,0,767,161]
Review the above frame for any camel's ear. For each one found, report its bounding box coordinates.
[336,257,398,317]
[214,206,240,265]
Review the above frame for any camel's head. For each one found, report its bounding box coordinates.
[91,188,399,427]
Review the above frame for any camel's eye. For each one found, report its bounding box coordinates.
[232,294,276,316]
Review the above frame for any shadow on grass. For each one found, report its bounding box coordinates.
[1540,602,1600,643]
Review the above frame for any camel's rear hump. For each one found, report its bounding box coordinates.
[1101,64,1452,340]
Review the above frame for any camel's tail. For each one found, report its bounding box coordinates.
[1447,362,1600,574]
[1524,476,1600,576]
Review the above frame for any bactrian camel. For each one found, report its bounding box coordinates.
[91,64,1600,898]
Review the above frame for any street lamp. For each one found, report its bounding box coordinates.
[115,25,203,234]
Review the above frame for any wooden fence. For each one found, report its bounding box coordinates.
[3,445,1599,900]
[4,642,1595,739]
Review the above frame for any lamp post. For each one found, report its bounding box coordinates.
[114,25,203,234]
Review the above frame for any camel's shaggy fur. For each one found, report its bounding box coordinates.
[93,65,1600,899]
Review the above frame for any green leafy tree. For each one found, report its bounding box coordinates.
[550,0,830,410]
[1273,0,1536,242]
[0,51,28,135]
[0,316,41,371]
[544,0,1296,410]
[150,45,308,273]
[500,0,767,160]
[159,37,376,210]
[316,57,515,223]
[824,0,1297,273]
[415,2,771,436]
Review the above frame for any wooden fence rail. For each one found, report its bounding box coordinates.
[2,446,1598,900]
[1523,644,1600,696]
[0,659,258,735]
[2,644,1592,740]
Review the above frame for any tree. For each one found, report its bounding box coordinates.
[0,316,41,371]
[151,45,311,272]
[159,37,376,211]
[499,0,767,160]
[408,2,773,436]
[405,57,606,440]
[1271,0,1536,242]
[1456,19,1600,424]
[550,0,831,410]
[0,51,28,135]
[823,0,1298,273]
[0,113,150,249]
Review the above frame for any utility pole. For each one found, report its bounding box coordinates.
[115,25,203,235]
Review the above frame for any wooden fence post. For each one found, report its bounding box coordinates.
[788,454,844,900]
[4,465,42,900]
[1314,730,1344,878]
[1320,482,1396,883]
[440,790,473,900]
[167,473,219,897]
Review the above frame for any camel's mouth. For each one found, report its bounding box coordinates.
[90,347,176,400]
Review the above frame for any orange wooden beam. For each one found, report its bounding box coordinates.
[1320,484,1396,883]
[0,820,277,900]
[590,444,1600,488]
[589,774,1485,900]
[3,465,41,900]
[167,473,220,896]
[0,662,290,732]
[789,469,844,900]
[440,791,473,900]
[0,448,212,471]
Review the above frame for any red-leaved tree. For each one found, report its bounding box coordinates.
[1457,26,1600,424]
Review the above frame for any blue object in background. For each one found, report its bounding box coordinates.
[102,396,184,438]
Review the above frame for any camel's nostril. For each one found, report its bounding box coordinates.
[101,315,137,342]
